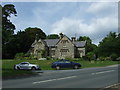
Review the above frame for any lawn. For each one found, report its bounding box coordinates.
[2,59,119,78]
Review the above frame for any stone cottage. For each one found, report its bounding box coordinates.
[29,34,86,59]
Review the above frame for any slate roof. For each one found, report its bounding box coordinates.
[74,41,86,47]
[44,39,59,47]
[44,39,85,47]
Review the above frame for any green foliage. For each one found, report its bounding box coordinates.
[2,4,17,45]
[2,4,17,59]
[86,52,95,61]
[78,36,98,57]
[41,50,46,58]
[46,34,59,39]
[98,32,120,57]
[116,57,120,61]
[3,27,46,59]
[104,57,112,61]
[98,57,105,61]
[110,53,118,61]
[15,53,25,60]
[46,56,51,60]
[78,36,92,44]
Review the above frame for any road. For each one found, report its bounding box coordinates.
[2,65,119,89]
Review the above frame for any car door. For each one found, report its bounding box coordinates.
[19,63,25,69]
[19,63,28,69]
[64,61,72,68]
[24,63,29,69]
[58,61,65,68]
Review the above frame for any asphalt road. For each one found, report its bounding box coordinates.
[2,65,119,88]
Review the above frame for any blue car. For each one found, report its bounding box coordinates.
[51,59,81,70]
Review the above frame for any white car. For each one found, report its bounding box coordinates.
[14,62,41,70]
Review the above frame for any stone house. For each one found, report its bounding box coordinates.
[29,34,86,59]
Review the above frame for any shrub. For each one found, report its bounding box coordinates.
[86,52,95,61]
[104,57,112,61]
[14,53,25,60]
[65,57,73,61]
[110,53,118,61]
[116,57,120,61]
[46,56,51,60]
[99,56,105,61]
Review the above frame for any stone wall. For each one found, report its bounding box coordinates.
[55,36,75,59]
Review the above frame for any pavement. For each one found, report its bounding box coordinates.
[2,65,119,89]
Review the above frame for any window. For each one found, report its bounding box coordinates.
[20,62,29,65]
[65,61,71,63]
[59,61,65,63]
[79,50,83,53]
[61,40,69,43]
[60,49,69,56]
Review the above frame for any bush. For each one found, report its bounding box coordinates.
[116,57,120,61]
[104,57,112,61]
[46,56,51,60]
[14,53,25,60]
[15,53,37,60]
[86,52,95,61]
[110,53,118,61]
[98,56,105,61]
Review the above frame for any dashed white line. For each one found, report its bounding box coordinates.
[92,70,115,75]
[33,76,77,84]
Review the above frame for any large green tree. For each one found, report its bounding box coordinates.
[2,4,17,45]
[98,32,120,57]
[2,4,17,59]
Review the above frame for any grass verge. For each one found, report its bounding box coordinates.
[2,59,119,79]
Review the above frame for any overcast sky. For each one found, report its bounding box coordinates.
[2,2,118,45]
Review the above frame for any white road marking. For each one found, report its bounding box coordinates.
[104,83,120,88]
[33,76,77,84]
[92,70,115,75]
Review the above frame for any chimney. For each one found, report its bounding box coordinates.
[59,32,63,39]
[71,37,76,42]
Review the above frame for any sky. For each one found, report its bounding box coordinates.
[2,1,118,45]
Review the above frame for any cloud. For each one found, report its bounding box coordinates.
[10,2,117,45]
[49,2,118,45]
[50,16,117,45]
[86,2,118,17]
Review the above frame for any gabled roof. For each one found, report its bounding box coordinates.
[44,39,59,47]
[34,36,86,47]
[55,35,74,46]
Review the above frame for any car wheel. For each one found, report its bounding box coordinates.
[17,66,20,70]
[56,66,60,70]
[14,65,16,70]
[74,65,79,69]
[31,67,36,70]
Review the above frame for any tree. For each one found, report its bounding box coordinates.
[98,32,120,57]
[86,52,95,61]
[2,4,17,59]
[78,36,97,55]
[2,4,17,45]
[2,27,47,59]
[46,34,59,39]
[78,36,92,44]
